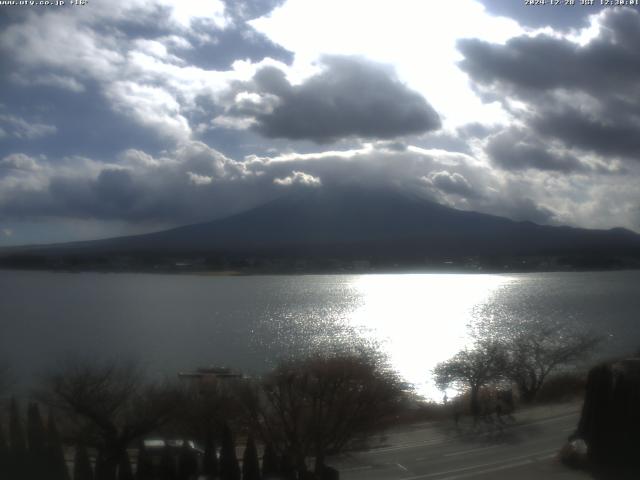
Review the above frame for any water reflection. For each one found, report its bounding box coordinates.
[348,274,511,399]
[2,270,637,400]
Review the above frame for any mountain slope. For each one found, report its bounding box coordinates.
[20,187,640,263]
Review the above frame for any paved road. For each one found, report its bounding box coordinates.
[329,403,591,480]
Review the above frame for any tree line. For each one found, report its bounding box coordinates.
[0,352,408,480]
[0,400,68,480]
[0,321,602,479]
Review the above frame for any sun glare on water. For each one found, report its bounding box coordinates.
[348,273,512,400]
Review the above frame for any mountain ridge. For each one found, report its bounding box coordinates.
[2,187,640,272]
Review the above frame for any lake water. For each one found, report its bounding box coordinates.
[1,269,639,399]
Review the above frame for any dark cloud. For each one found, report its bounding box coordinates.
[377,141,408,152]
[459,8,640,163]
[503,197,556,225]
[477,0,605,30]
[459,36,582,92]
[530,108,640,159]
[222,0,286,22]
[223,56,441,143]
[486,128,585,172]
[459,12,640,96]
[94,169,140,210]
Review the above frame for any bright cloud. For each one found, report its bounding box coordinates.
[274,170,322,187]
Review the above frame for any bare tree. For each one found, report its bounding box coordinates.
[173,373,244,445]
[433,341,507,419]
[38,360,181,480]
[470,308,603,404]
[240,352,408,476]
[501,326,601,403]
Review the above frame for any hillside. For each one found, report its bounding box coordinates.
[2,187,640,272]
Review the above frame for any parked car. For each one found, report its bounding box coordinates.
[141,438,205,471]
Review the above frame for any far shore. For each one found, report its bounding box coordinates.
[2,264,640,277]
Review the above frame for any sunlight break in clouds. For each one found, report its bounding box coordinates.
[250,0,522,130]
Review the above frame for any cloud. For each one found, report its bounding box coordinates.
[2,140,640,232]
[458,9,640,163]
[2,0,640,241]
[274,170,321,187]
[0,0,288,151]
[249,0,522,129]
[94,169,141,210]
[0,153,42,172]
[222,0,286,22]
[155,0,229,30]
[12,73,86,93]
[477,0,605,30]
[501,196,556,225]
[0,142,256,223]
[425,170,476,197]
[485,127,585,172]
[459,12,640,96]
[105,81,192,141]
[0,143,487,224]
[187,171,214,185]
[0,114,57,140]
[219,56,441,142]
[529,107,640,160]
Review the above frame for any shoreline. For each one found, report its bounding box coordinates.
[2,265,640,277]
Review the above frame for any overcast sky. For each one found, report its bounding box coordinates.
[1,0,639,245]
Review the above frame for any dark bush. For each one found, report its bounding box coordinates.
[261,443,278,479]
[535,371,587,404]
[242,435,260,480]
[201,434,218,478]
[117,450,135,480]
[74,444,94,480]
[220,423,240,480]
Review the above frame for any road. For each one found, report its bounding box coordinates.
[329,403,592,480]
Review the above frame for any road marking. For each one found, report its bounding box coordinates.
[340,465,373,472]
[399,448,557,480]
[443,444,502,457]
[369,438,448,454]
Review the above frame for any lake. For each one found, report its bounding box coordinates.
[1,269,639,399]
